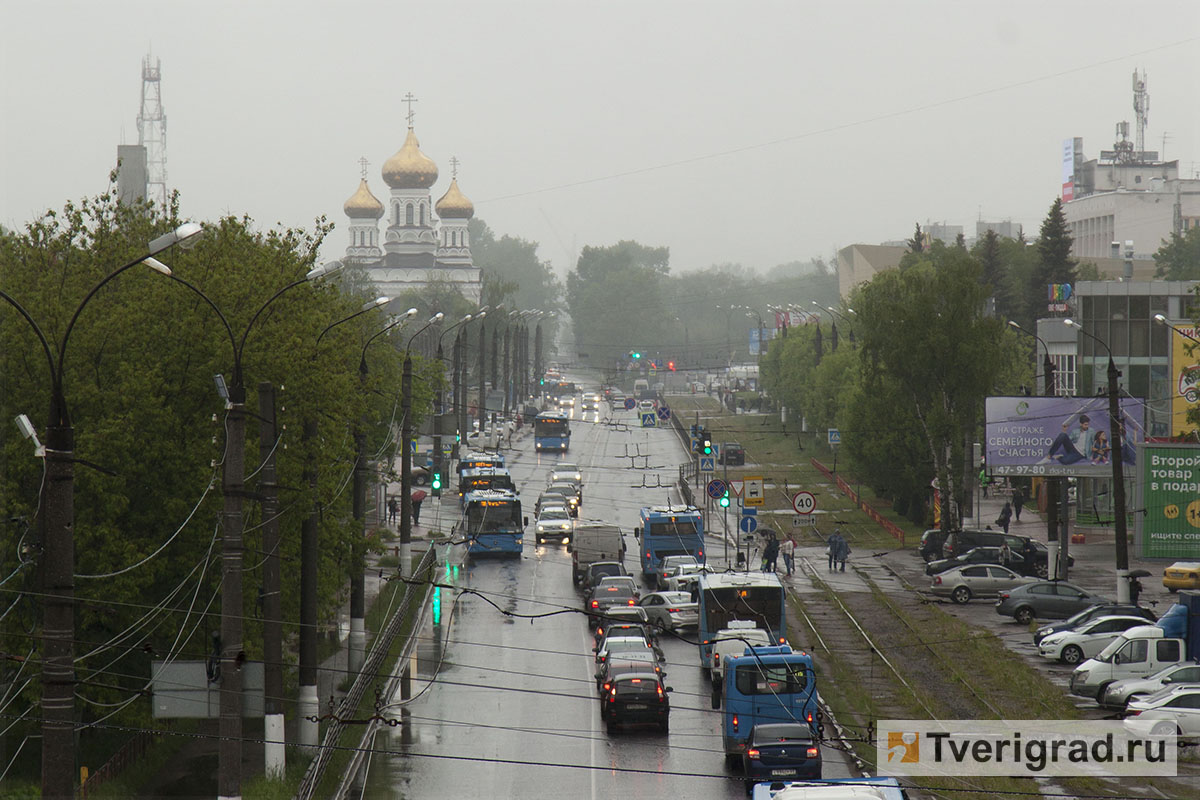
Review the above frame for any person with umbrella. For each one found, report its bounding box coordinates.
[411,488,427,526]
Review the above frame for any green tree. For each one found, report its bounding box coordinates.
[566,240,670,365]
[908,222,924,253]
[470,218,563,313]
[1153,226,1200,279]
[1027,198,1076,321]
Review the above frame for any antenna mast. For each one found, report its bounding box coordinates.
[1132,69,1149,161]
[137,54,168,208]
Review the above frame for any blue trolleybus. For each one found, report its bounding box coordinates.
[457,466,516,504]
[697,572,788,672]
[715,644,819,766]
[635,505,704,577]
[460,490,526,559]
[534,411,571,452]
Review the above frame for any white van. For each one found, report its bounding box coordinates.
[1070,625,1188,700]
[570,522,626,586]
[711,620,773,683]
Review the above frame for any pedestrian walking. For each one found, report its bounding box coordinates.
[411,489,427,526]
[834,535,850,572]
[1012,488,1025,522]
[826,532,839,571]
[980,468,990,497]
[996,501,1012,534]
[998,541,1013,568]
[763,534,780,573]
[780,536,795,576]
[387,497,398,525]
[1129,576,1143,605]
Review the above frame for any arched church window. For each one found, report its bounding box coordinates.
[406,204,414,225]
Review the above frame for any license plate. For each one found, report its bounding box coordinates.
[771,769,797,777]
[625,703,647,710]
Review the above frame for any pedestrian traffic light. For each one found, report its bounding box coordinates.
[431,472,442,497]
[719,490,730,508]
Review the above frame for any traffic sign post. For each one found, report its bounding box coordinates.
[792,515,815,528]
[657,405,671,421]
[699,457,715,472]
[743,476,765,506]
[739,515,758,535]
[828,428,841,445]
[624,397,636,410]
[706,479,727,499]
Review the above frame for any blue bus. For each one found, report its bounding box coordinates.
[697,572,788,671]
[635,505,704,577]
[458,466,516,504]
[461,490,526,559]
[715,645,819,765]
[457,452,505,478]
[534,411,571,452]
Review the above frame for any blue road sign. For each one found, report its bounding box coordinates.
[657,404,671,421]
[828,428,841,445]
[739,515,758,534]
[699,457,715,472]
[624,397,636,410]
[740,506,757,516]
[640,412,657,427]
[706,479,727,499]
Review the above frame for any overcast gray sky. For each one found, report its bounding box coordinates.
[2,1,1197,276]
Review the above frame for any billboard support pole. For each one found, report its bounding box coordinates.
[1106,355,1131,602]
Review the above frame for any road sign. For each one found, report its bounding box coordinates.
[739,515,758,534]
[743,476,765,506]
[710,444,719,459]
[640,412,657,427]
[729,480,744,498]
[624,397,636,410]
[657,404,671,421]
[649,367,657,376]
[828,428,841,445]
[740,506,756,515]
[690,437,701,453]
[792,515,815,527]
[792,491,817,515]
[706,479,727,499]
[699,456,715,472]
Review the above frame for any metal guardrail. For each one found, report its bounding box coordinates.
[296,546,437,800]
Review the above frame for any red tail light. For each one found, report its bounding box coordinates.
[628,599,635,605]
[591,600,599,608]
[657,683,664,698]
[698,550,703,558]
[999,593,1010,600]
[807,746,819,758]
[645,552,651,559]
[933,576,942,585]
[779,637,786,644]
[806,712,813,723]
[747,748,760,758]
[713,653,720,663]
[667,608,680,613]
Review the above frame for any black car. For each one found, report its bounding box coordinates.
[1032,603,1158,645]
[743,723,822,782]
[718,442,745,466]
[583,561,628,592]
[601,672,671,733]
[919,529,949,562]
[592,606,650,641]
[926,546,1026,576]
[942,531,1074,578]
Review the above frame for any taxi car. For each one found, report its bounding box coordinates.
[1163,562,1200,592]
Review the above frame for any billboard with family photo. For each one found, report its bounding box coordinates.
[984,396,1146,477]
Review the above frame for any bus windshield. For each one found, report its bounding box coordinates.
[647,519,700,539]
[534,417,569,437]
[701,586,784,634]
[461,473,515,493]
[734,662,809,695]
[467,501,522,533]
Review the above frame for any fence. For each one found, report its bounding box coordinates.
[810,458,906,546]
[79,727,159,797]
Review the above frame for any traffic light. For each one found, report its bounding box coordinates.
[703,437,713,456]
[667,360,675,371]
[632,351,641,359]
[719,489,730,508]
[431,472,442,497]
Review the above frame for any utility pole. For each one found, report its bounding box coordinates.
[478,320,487,431]
[534,323,544,386]
[455,330,466,456]
[503,325,512,417]
[298,420,319,750]
[258,382,284,777]
[218,379,247,800]
[349,360,368,673]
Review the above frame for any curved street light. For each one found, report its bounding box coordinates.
[1063,318,1131,602]
[399,313,444,576]
[0,219,201,797]
[1154,313,1200,346]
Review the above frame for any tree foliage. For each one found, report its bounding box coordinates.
[1153,226,1200,280]
[0,190,434,771]
[566,240,671,365]
[1026,198,1076,322]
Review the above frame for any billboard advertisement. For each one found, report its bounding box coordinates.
[985,396,1146,477]
[1169,321,1200,436]
[1138,444,1200,559]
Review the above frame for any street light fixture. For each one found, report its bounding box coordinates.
[1063,318,1131,602]
[0,219,201,799]
[1154,313,1200,345]
[399,313,444,578]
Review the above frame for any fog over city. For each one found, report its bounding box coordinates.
[2,1,1197,274]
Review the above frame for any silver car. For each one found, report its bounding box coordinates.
[1101,662,1200,710]
[638,591,699,631]
[929,564,1034,604]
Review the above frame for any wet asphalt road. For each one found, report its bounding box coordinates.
[363,396,854,798]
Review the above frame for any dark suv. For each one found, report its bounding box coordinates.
[943,531,1074,578]
[718,442,745,466]
[601,672,671,733]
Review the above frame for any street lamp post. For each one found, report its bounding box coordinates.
[401,314,444,576]
[827,306,856,347]
[1064,318,1130,602]
[166,256,341,799]
[1154,314,1200,346]
[296,296,390,751]
[1008,321,1065,578]
[1,222,199,800]
[435,315,473,500]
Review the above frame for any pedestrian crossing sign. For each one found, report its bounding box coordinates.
[641,412,657,427]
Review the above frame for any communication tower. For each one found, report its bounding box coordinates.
[137,55,168,208]
[1132,69,1149,159]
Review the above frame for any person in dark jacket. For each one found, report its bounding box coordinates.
[996,502,1012,534]
[1012,488,1025,522]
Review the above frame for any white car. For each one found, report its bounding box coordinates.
[637,399,656,415]
[1123,684,1200,737]
[1101,662,1200,710]
[1037,615,1151,665]
[534,507,574,544]
[549,463,583,485]
[664,563,707,592]
[637,591,699,631]
[711,621,773,680]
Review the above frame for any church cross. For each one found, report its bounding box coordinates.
[358,157,369,179]
[402,92,418,128]
[449,156,460,179]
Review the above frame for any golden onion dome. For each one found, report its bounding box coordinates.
[343,179,384,219]
[382,128,438,189]
[435,178,474,219]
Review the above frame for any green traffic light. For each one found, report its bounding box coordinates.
[719,491,730,508]
[431,473,442,490]
[703,439,712,455]
[632,352,641,359]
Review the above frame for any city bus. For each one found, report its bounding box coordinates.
[635,505,704,577]
[457,452,505,479]
[697,572,787,672]
[715,644,820,766]
[534,411,571,452]
[457,466,516,503]
[459,490,526,559]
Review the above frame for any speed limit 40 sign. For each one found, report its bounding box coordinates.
[792,491,816,515]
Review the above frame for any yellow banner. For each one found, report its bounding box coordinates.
[1170,323,1199,436]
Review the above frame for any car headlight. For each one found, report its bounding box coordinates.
[560,523,571,530]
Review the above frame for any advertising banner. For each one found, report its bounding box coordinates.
[1138,444,1200,559]
[1169,322,1200,436]
[984,396,1145,477]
